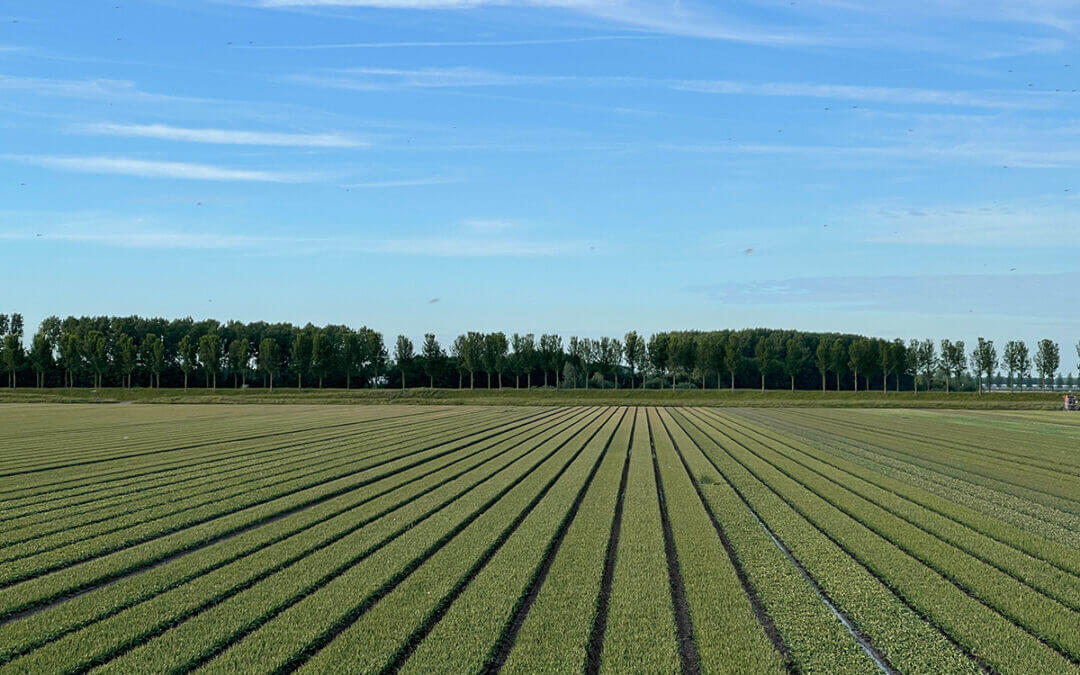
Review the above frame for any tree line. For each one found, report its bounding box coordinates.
[1,313,1078,394]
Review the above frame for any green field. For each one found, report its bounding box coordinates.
[0,404,1078,673]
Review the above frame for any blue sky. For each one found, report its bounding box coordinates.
[2,0,1079,363]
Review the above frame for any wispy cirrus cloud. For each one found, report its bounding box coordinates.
[5,155,315,182]
[79,123,370,148]
[670,80,1044,109]
[0,75,194,103]
[255,0,840,47]
[244,35,652,49]
[1,228,582,256]
[659,141,1080,168]
[288,66,573,90]
[291,65,1048,110]
[1,214,585,256]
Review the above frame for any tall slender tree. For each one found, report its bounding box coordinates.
[117,334,137,389]
[829,340,847,391]
[754,335,777,392]
[482,332,508,388]
[539,334,561,388]
[917,339,937,393]
[1034,339,1060,391]
[197,333,222,389]
[228,337,249,388]
[342,332,359,389]
[29,331,52,388]
[784,338,808,392]
[394,335,414,389]
[847,339,874,393]
[971,338,998,394]
[939,339,965,394]
[623,331,644,389]
[724,333,744,392]
[290,330,312,389]
[421,333,444,388]
[257,337,278,391]
[647,333,670,390]
[815,338,832,392]
[518,333,536,388]
[1003,340,1024,392]
[177,334,196,390]
[451,334,468,388]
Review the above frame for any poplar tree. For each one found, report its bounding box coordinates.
[784,338,807,392]
[197,333,222,389]
[623,331,644,389]
[1034,339,1060,391]
[257,337,278,391]
[421,333,444,388]
[815,338,832,392]
[394,335,414,389]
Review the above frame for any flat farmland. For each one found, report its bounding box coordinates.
[0,404,1078,674]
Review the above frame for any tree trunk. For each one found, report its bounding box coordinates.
[853,369,859,392]
[498,372,502,389]
[821,372,826,392]
[760,373,765,393]
[543,371,548,387]
[319,376,323,389]
[945,375,950,394]
[401,370,405,390]
[487,372,491,389]
[430,374,434,388]
[270,372,273,392]
[791,375,795,392]
[184,372,188,390]
[702,373,706,389]
[470,372,474,389]
[515,374,520,389]
[883,373,887,392]
[836,373,841,391]
[527,373,531,388]
[731,372,735,392]
[298,374,301,390]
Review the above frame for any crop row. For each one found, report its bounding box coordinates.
[0,407,567,618]
[0,407,511,548]
[0,408,592,667]
[92,409,615,673]
[681,408,1075,673]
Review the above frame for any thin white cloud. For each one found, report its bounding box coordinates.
[291,66,1047,111]
[2,230,581,256]
[0,75,193,103]
[1,216,585,257]
[255,0,839,46]
[288,66,574,90]
[670,80,1042,109]
[6,155,313,182]
[80,123,370,148]
[346,176,458,188]
[659,142,1080,168]
[244,35,652,49]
